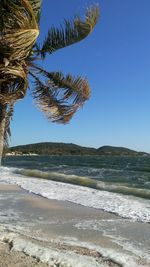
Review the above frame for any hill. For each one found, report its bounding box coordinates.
[97,146,145,156]
[8,142,96,155]
[7,143,149,156]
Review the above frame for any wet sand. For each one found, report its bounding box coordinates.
[0,183,149,267]
[0,242,49,267]
[0,183,119,246]
[0,184,46,267]
[0,184,22,191]
[0,183,121,266]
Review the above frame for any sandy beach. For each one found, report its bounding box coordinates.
[0,184,119,267]
[0,183,149,267]
[0,185,47,267]
[0,242,49,267]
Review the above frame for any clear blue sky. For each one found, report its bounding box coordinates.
[11,0,150,152]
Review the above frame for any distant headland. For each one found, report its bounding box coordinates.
[6,143,149,156]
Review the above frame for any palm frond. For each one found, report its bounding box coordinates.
[0,0,39,61]
[29,0,42,22]
[0,64,28,103]
[0,1,97,151]
[35,6,99,58]
[30,68,90,123]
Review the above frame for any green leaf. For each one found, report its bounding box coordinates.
[36,6,100,58]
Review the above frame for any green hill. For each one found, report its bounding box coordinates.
[7,142,148,156]
[9,142,96,155]
[97,146,143,155]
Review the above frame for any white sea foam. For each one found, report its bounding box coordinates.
[0,232,105,267]
[0,230,149,267]
[0,167,150,223]
[74,219,150,262]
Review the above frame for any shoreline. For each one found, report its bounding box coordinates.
[0,184,121,267]
[1,167,150,223]
[0,230,121,267]
[0,183,150,266]
[0,241,48,267]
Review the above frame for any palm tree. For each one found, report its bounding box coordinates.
[0,0,99,164]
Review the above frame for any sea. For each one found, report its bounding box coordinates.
[0,155,150,266]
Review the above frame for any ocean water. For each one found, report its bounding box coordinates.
[3,155,150,197]
[1,155,150,222]
[1,155,150,266]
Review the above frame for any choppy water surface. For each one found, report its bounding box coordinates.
[3,155,150,199]
[1,155,150,223]
[1,155,150,266]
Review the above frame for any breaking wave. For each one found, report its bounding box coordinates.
[14,168,150,199]
[0,166,150,223]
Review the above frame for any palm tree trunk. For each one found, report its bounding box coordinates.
[0,103,7,165]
